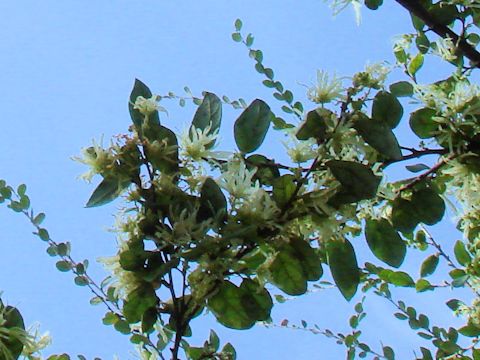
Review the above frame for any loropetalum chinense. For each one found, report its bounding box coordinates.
[5,1,480,359]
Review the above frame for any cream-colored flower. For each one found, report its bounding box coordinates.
[133,95,163,116]
[327,0,362,25]
[392,34,414,53]
[180,124,219,160]
[432,37,457,62]
[307,70,344,104]
[283,129,317,163]
[219,160,259,199]
[237,188,280,222]
[73,139,117,182]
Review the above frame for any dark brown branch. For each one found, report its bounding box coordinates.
[395,0,480,68]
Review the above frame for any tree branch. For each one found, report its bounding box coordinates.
[395,0,480,68]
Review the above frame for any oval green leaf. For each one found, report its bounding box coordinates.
[365,218,406,268]
[327,238,359,301]
[234,99,273,153]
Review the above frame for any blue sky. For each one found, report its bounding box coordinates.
[0,1,469,358]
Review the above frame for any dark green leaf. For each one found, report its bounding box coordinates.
[411,187,445,225]
[268,249,307,295]
[2,306,25,358]
[372,91,403,128]
[365,0,383,10]
[197,177,227,226]
[272,174,296,208]
[365,218,406,268]
[123,285,157,324]
[207,280,272,329]
[144,125,179,174]
[353,113,402,160]
[409,108,438,139]
[391,197,419,233]
[389,81,414,97]
[234,99,273,153]
[221,343,237,360]
[459,324,480,337]
[327,160,381,205]
[289,238,323,281]
[406,163,429,173]
[327,238,359,301]
[420,254,439,277]
[454,240,471,266]
[296,108,329,142]
[86,177,130,208]
[56,260,72,272]
[246,154,280,185]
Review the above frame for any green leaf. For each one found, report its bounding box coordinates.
[207,280,272,329]
[190,92,222,149]
[327,160,381,205]
[389,81,414,97]
[365,218,406,268]
[380,270,415,287]
[289,238,323,281]
[33,212,46,225]
[123,285,157,324]
[383,346,395,360]
[268,249,308,295]
[459,324,480,337]
[197,177,227,226]
[246,154,280,186]
[409,108,438,139]
[234,99,273,153]
[391,197,419,233]
[209,330,220,352]
[365,0,383,10]
[128,79,159,129]
[272,174,296,208]
[371,91,404,128]
[86,177,130,208]
[327,238,359,301]
[415,279,434,292]
[296,108,329,142]
[408,53,424,76]
[234,19,242,31]
[352,113,402,160]
[405,163,429,173]
[420,254,439,277]
[221,343,237,360]
[454,240,471,266]
[2,305,25,358]
[74,276,89,286]
[411,187,445,225]
[56,260,72,272]
[144,125,179,174]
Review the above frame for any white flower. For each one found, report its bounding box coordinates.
[307,70,344,104]
[327,0,362,25]
[180,124,219,160]
[73,139,116,182]
[432,37,457,62]
[219,160,259,199]
[283,129,317,163]
[364,62,390,86]
[238,188,280,222]
[414,80,480,116]
[392,34,414,53]
[133,95,166,116]
[21,323,52,355]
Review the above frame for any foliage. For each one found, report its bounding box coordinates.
[4,1,480,359]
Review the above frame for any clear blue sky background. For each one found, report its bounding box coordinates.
[0,1,469,359]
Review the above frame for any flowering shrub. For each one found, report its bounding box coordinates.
[4,1,480,359]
